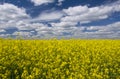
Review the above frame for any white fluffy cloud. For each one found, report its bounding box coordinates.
[0,3,30,30]
[36,11,64,21]
[0,29,6,33]
[31,0,54,6]
[0,3,56,38]
[51,22,77,27]
[0,3,33,37]
[0,3,29,21]
[62,1,120,24]
[86,22,120,32]
[0,1,120,39]
[63,6,88,16]
[73,22,120,38]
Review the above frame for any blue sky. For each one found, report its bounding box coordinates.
[0,0,120,38]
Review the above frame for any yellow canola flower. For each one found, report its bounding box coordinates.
[0,39,120,79]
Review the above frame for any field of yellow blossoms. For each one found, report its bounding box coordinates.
[0,39,120,79]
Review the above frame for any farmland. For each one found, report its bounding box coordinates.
[0,39,120,79]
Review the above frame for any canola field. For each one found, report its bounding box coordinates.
[0,39,120,79]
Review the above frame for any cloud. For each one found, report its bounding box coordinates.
[0,4,51,38]
[0,3,29,19]
[73,22,120,38]
[0,3,30,29]
[0,3,55,38]
[0,3,34,37]
[50,21,120,39]
[0,29,6,33]
[0,1,120,39]
[13,31,33,37]
[30,0,54,6]
[61,1,120,24]
[51,22,77,27]
[36,11,64,21]
[86,22,120,33]
[50,22,78,37]
[63,5,88,16]
[57,0,65,6]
